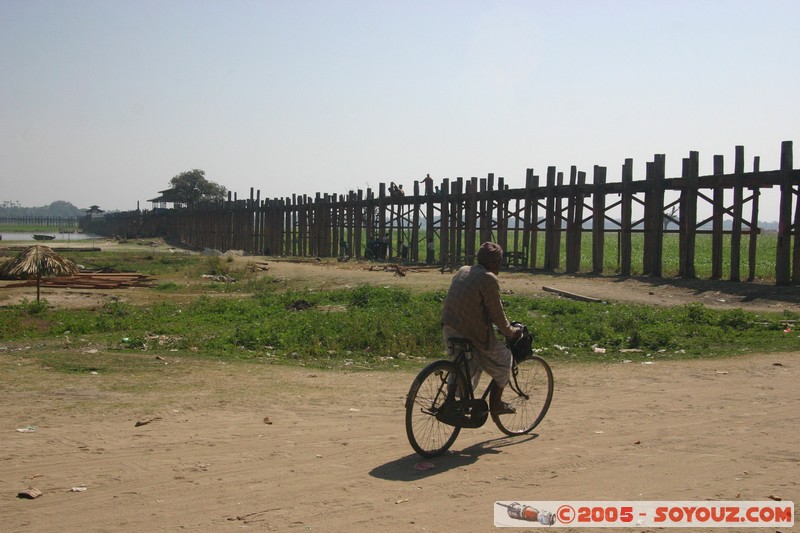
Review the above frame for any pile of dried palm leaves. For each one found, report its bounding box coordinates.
[0,245,79,301]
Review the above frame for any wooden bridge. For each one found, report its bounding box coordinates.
[94,141,800,285]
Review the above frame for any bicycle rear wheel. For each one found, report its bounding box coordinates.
[491,355,553,436]
[405,360,467,457]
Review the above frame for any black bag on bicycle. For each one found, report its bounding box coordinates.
[507,322,533,363]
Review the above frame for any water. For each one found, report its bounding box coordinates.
[0,232,102,242]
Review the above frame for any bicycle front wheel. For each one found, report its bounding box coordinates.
[491,355,553,436]
[405,360,467,458]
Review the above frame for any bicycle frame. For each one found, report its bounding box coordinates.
[432,338,495,429]
[446,338,530,423]
[449,340,493,404]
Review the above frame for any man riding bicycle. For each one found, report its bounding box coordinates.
[441,242,522,415]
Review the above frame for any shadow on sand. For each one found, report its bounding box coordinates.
[369,433,539,482]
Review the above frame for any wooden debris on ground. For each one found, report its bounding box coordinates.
[201,274,236,283]
[542,286,602,303]
[134,416,162,427]
[2,271,155,289]
[17,488,43,499]
[367,264,437,275]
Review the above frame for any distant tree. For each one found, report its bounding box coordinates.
[47,201,85,217]
[0,201,83,218]
[169,169,227,206]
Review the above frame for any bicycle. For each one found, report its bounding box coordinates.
[405,323,554,457]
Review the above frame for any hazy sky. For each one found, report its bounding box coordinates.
[1,0,798,216]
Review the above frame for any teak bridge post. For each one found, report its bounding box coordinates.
[95,141,800,286]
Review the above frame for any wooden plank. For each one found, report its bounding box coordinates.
[565,166,579,273]
[440,179,450,268]
[522,169,534,269]
[425,179,435,264]
[378,184,388,260]
[553,171,564,270]
[747,156,761,282]
[487,173,496,243]
[411,181,420,262]
[531,174,542,270]
[331,196,339,259]
[652,154,667,277]
[542,285,602,303]
[711,154,724,279]
[681,154,699,278]
[792,145,800,283]
[643,161,654,275]
[497,176,508,253]
[591,165,606,274]
[354,190,363,260]
[776,141,793,285]
[543,166,557,271]
[620,159,633,276]
[454,178,464,263]
[730,146,745,281]
[479,177,489,245]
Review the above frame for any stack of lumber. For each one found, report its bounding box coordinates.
[3,271,155,289]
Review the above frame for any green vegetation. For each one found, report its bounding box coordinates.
[61,250,202,276]
[168,169,227,205]
[588,232,778,280]
[0,200,85,218]
[504,297,797,362]
[1,251,797,372]
[403,231,780,282]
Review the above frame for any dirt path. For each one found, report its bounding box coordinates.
[2,253,799,531]
[1,350,797,532]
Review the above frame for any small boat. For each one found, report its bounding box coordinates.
[33,234,56,241]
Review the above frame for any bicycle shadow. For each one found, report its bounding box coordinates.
[369,433,540,481]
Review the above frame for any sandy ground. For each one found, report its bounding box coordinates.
[2,353,797,533]
[1,246,799,532]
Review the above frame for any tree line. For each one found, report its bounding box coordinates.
[0,201,85,218]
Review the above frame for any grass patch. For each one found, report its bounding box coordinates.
[502,297,798,363]
[2,250,794,370]
[1,281,797,369]
[414,231,780,282]
[62,250,201,277]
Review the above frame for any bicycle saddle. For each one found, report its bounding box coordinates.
[446,337,472,350]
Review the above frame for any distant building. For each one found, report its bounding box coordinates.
[148,189,186,209]
[85,205,105,219]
